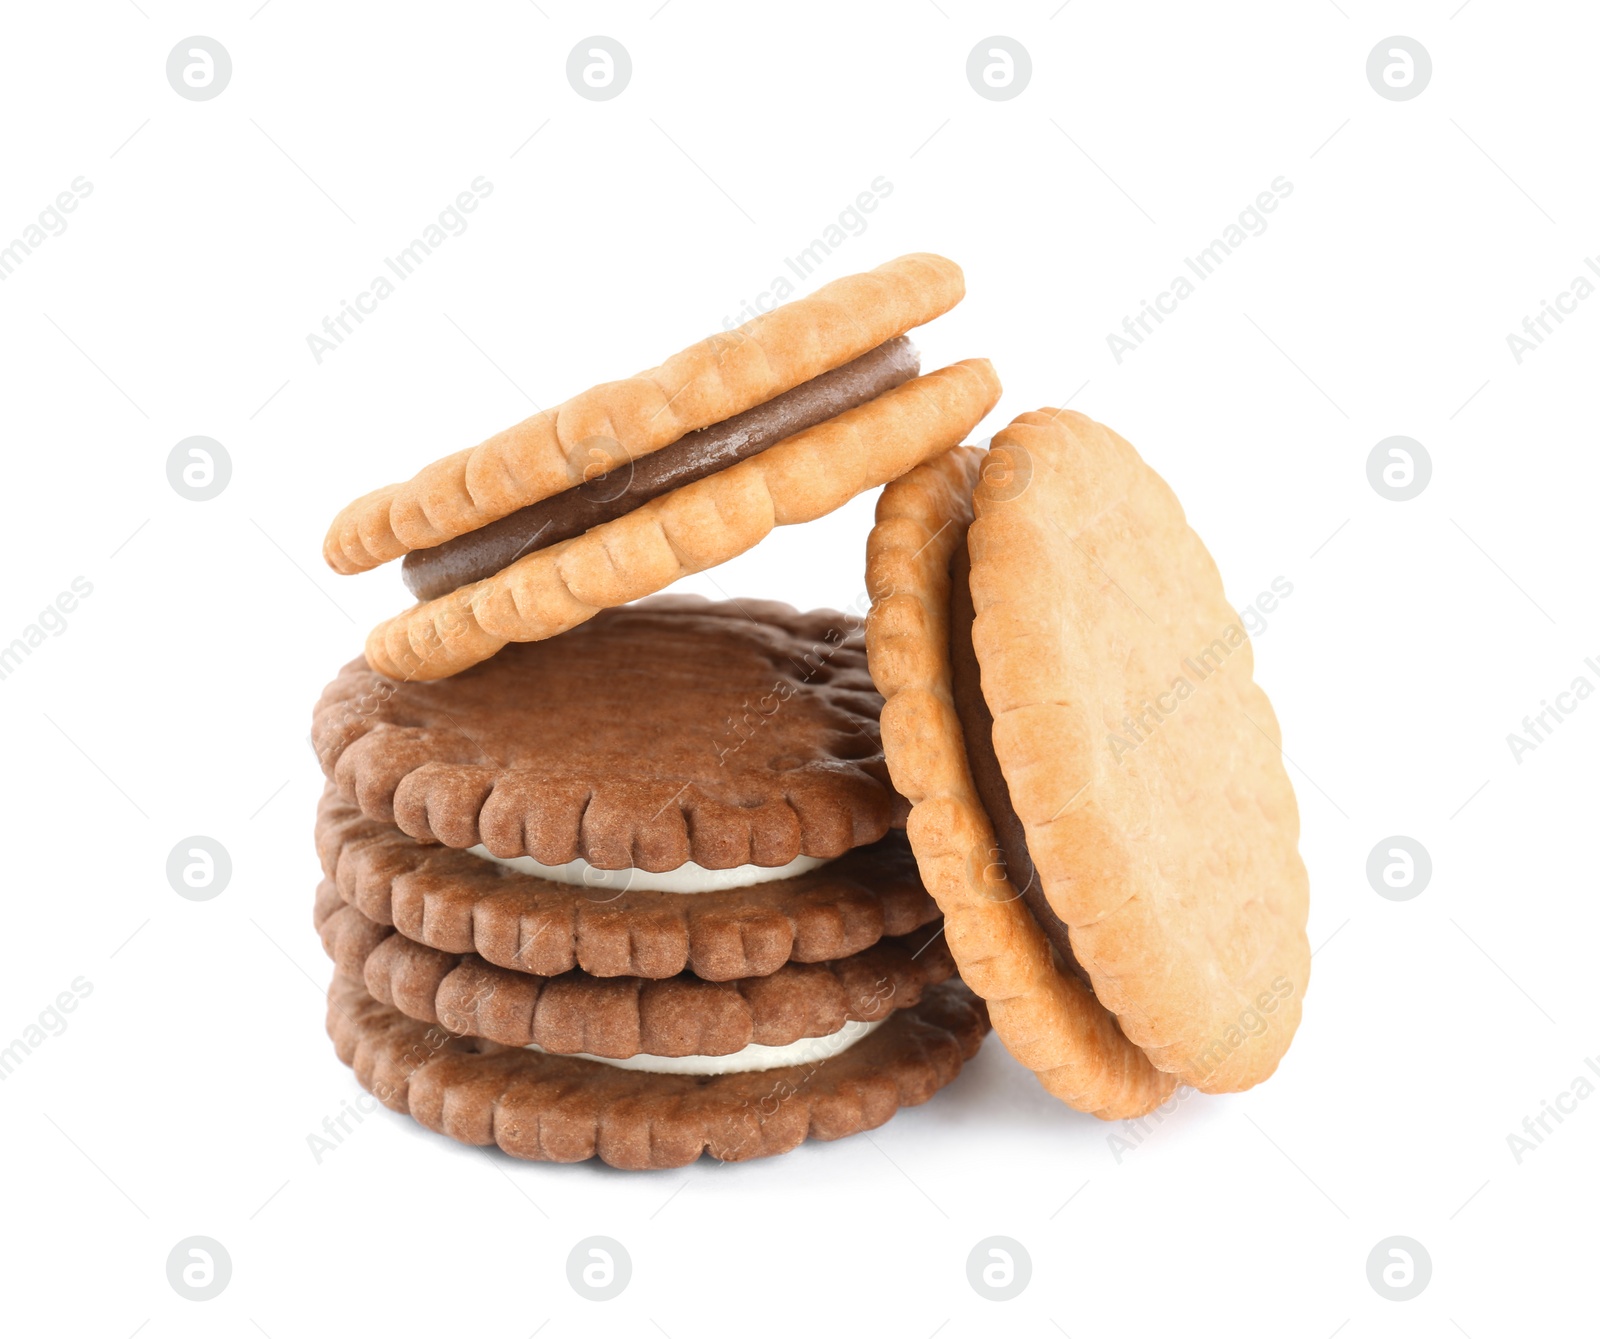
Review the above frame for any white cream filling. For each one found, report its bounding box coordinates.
[465,845,827,894]
[525,1017,884,1075]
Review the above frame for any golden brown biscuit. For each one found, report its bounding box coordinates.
[363,358,1000,680]
[870,419,1305,1107]
[865,449,1176,1120]
[324,253,967,574]
[967,411,1309,1092]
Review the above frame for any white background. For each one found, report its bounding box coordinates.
[2,2,1595,1335]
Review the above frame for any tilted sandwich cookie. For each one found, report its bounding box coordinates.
[864,413,1310,1121]
[323,253,1000,681]
[311,596,989,1167]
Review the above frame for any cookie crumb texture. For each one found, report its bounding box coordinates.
[313,597,899,870]
[326,972,989,1169]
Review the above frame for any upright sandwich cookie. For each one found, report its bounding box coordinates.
[323,253,1000,681]
[865,413,1310,1120]
[311,596,989,1167]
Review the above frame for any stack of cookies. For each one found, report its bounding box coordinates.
[311,599,989,1168]
[311,257,999,1167]
[310,253,1313,1167]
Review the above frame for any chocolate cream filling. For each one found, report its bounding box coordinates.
[948,541,1086,978]
[402,335,921,602]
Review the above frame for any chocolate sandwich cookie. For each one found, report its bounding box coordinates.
[315,789,940,980]
[326,971,988,1169]
[313,596,903,867]
[864,417,1311,1119]
[321,253,1000,680]
[315,883,956,1057]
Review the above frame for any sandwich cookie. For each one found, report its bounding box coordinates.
[864,415,1310,1119]
[323,253,1000,681]
[316,882,958,1058]
[325,972,987,1169]
[315,789,940,981]
[312,598,904,871]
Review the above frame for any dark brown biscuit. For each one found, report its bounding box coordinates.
[325,971,990,1169]
[316,885,954,1057]
[312,596,899,869]
[316,788,941,980]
